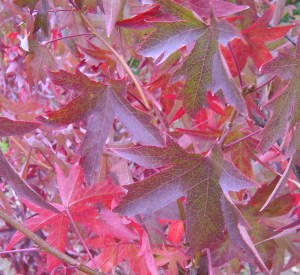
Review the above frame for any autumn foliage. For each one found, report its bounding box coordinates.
[1,0,300,274]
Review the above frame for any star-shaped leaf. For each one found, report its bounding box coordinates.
[114,139,258,254]
[222,5,293,77]
[139,0,246,117]
[38,69,164,184]
[6,163,135,272]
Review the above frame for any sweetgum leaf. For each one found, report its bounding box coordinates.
[7,164,132,271]
[25,39,57,86]
[103,0,123,37]
[139,0,245,117]
[222,4,293,77]
[189,0,248,19]
[114,139,258,253]
[258,31,300,154]
[0,151,59,213]
[40,70,163,184]
[221,195,270,274]
[0,117,41,137]
[139,0,206,63]
[0,117,56,213]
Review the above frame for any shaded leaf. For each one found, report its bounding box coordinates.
[221,195,270,274]
[189,0,248,19]
[103,0,123,37]
[25,39,57,85]
[0,151,59,213]
[258,30,300,154]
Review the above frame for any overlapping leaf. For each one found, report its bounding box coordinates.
[0,117,41,137]
[138,0,246,117]
[258,31,300,154]
[189,0,248,19]
[38,69,164,184]
[6,164,135,271]
[114,139,258,254]
[222,5,293,77]
[221,195,270,274]
[0,117,57,213]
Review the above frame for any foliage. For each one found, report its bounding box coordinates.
[0,0,300,274]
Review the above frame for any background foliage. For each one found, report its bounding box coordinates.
[1,0,300,274]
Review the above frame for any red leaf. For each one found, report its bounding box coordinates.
[223,5,293,76]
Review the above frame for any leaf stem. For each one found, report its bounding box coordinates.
[0,247,39,254]
[65,208,100,271]
[0,207,99,275]
[10,137,53,170]
[176,198,186,229]
[77,9,151,110]
[45,33,94,46]
[218,84,256,148]
[254,76,276,92]
[228,42,243,88]
[223,129,262,149]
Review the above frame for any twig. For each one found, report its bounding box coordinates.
[45,33,94,46]
[65,208,100,271]
[228,42,243,88]
[0,207,99,275]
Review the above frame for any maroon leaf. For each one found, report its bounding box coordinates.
[0,117,41,137]
[0,151,59,213]
[221,195,270,274]
[39,70,163,184]
[114,139,258,254]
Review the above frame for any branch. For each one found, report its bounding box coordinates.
[0,208,100,275]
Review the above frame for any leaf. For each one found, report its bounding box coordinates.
[6,164,134,271]
[154,244,188,275]
[114,138,258,253]
[33,0,49,37]
[36,69,106,126]
[38,70,163,184]
[258,31,300,153]
[139,0,245,117]
[13,0,38,12]
[24,39,57,86]
[139,0,207,63]
[138,232,159,275]
[189,0,248,19]
[0,117,41,137]
[222,5,293,77]
[117,4,162,30]
[224,130,258,179]
[221,195,270,274]
[103,0,123,37]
